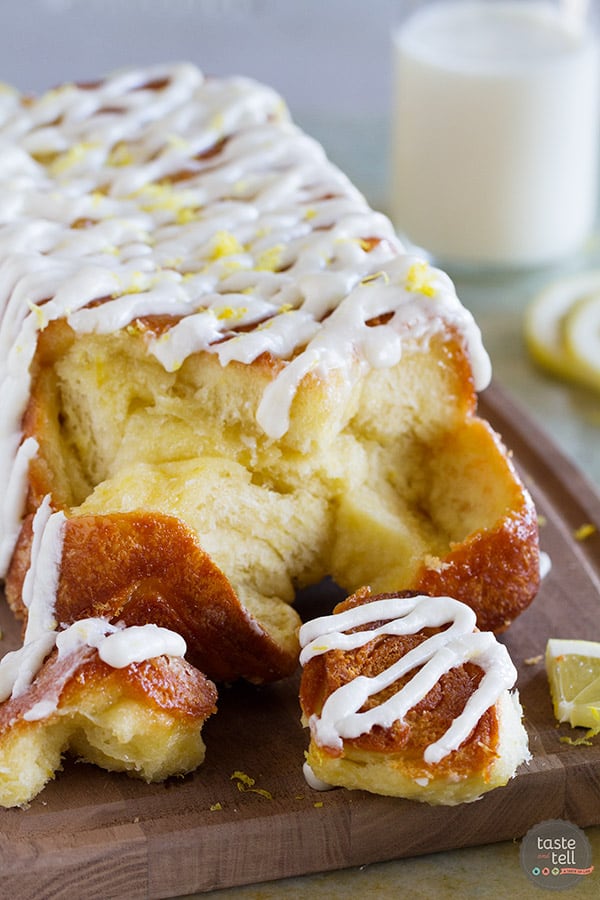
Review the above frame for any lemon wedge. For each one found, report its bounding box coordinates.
[525,271,600,393]
[546,638,600,731]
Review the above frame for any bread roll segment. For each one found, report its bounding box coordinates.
[299,589,530,805]
[0,63,539,805]
[0,644,217,809]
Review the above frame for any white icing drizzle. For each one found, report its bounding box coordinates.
[55,618,187,670]
[299,595,517,765]
[0,436,38,575]
[2,496,65,702]
[0,494,187,720]
[0,62,491,576]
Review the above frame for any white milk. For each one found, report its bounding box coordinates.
[391,1,600,268]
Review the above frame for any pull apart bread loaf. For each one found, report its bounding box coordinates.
[0,64,539,807]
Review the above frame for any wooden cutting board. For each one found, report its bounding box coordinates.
[0,381,599,899]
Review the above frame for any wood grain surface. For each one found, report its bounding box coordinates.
[0,380,599,899]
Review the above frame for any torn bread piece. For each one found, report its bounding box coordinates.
[0,635,217,809]
[299,588,530,806]
[0,498,216,808]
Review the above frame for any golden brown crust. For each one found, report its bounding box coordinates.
[411,419,540,633]
[6,510,300,684]
[60,653,218,721]
[0,645,217,737]
[413,500,539,633]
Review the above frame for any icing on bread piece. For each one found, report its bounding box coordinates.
[299,588,530,805]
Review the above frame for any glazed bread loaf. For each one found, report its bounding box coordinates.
[0,63,539,805]
[299,588,530,805]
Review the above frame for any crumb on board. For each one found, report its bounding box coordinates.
[524,655,543,666]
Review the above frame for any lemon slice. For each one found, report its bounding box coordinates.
[525,271,600,393]
[564,292,600,391]
[546,638,600,731]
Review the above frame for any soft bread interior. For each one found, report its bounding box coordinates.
[20,320,536,652]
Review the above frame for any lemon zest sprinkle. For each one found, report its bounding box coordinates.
[215,306,248,322]
[208,230,244,260]
[406,261,437,297]
[574,523,596,541]
[361,270,389,286]
[255,244,284,272]
[49,141,98,175]
[217,259,244,278]
[107,142,134,167]
[230,770,273,800]
[161,256,184,270]
[115,270,153,297]
[134,182,196,218]
[274,98,288,120]
[176,206,198,225]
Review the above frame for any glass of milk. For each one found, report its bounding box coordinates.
[390,1,600,269]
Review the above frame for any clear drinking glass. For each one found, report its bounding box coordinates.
[390,0,600,270]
